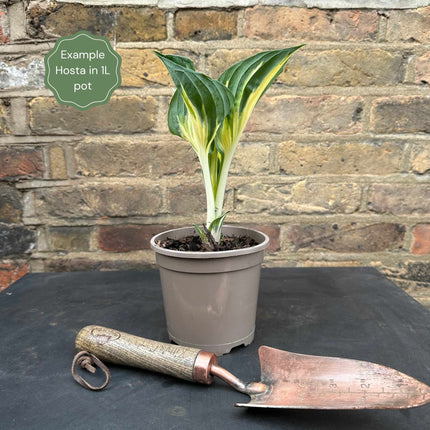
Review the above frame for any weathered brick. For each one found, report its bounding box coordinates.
[0,184,22,223]
[8,2,26,41]
[230,143,271,175]
[380,262,430,287]
[0,6,9,44]
[386,7,430,43]
[167,184,233,217]
[0,260,28,291]
[48,146,67,179]
[167,183,206,215]
[412,224,430,255]
[10,98,29,136]
[34,183,162,218]
[44,258,154,273]
[246,96,363,135]
[242,224,280,252]
[209,48,405,87]
[411,145,430,174]
[244,7,377,41]
[175,9,238,41]
[0,99,10,134]
[49,226,91,251]
[287,222,405,253]
[378,263,430,307]
[279,141,403,175]
[0,146,44,180]
[29,96,156,135]
[235,181,361,215]
[74,140,198,177]
[27,4,166,42]
[371,97,430,134]
[369,184,430,215]
[207,49,260,79]
[0,56,45,90]
[99,224,174,252]
[415,51,430,85]
[119,49,199,87]
[0,225,35,257]
[280,49,405,87]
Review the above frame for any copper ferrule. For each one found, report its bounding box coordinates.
[192,350,218,384]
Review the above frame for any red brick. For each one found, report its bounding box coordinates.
[175,9,238,41]
[99,225,175,252]
[0,260,28,291]
[242,224,280,252]
[412,225,430,255]
[244,7,377,41]
[415,51,430,85]
[0,147,44,180]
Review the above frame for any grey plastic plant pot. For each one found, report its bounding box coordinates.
[150,225,269,355]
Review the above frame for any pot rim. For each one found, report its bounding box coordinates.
[150,225,269,259]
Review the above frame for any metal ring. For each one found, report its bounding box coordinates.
[71,350,111,391]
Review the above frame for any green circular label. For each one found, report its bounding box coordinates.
[44,31,121,111]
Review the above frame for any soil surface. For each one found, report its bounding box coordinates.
[157,234,258,252]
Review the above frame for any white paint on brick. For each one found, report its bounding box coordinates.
[55,0,430,8]
[0,59,45,90]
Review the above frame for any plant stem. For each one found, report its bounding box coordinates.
[214,151,235,224]
[199,154,217,229]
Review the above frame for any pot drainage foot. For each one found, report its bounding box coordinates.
[168,330,255,356]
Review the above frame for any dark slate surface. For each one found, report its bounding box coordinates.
[0,267,429,429]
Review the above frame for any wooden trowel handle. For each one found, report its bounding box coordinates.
[75,325,217,384]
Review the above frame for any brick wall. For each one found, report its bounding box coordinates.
[0,0,430,307]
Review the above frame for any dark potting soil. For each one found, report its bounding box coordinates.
[157,234,258,252]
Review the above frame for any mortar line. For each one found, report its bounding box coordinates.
[3,132,430,146]
[237,8,245,38]
[21,213,430,227]
[3,85,429,99]
[2,40,430,55]
[400,141,413,173]
[63,141,76,179]
[166,10,175,41]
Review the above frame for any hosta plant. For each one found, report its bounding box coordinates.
[155,46,303,247]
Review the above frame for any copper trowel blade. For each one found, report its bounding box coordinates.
[236,346,430,409]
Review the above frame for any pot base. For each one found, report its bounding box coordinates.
[151,226,269,355]
[168,330,255,356]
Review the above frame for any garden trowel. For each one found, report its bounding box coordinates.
[73,325,430,410]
